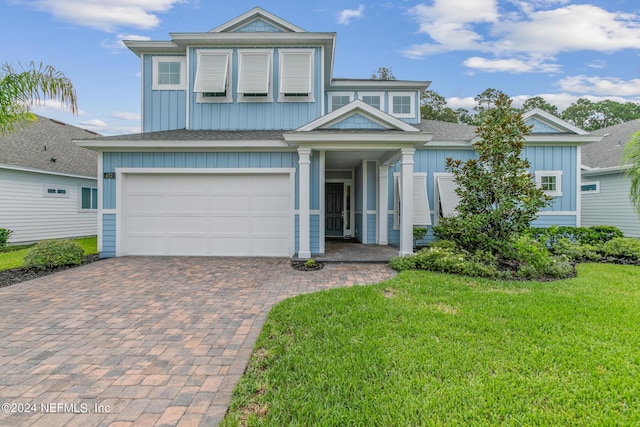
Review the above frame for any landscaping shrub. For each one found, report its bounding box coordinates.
[388,255,418,272]
[0,228,13,248]
[23,239,85,269]
[528,225,624,246]
[550,238,601,262]
[601,237,640,260]
[504,236,574,279]
[413,227,427,249]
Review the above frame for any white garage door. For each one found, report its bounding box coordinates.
[121,173,291,256]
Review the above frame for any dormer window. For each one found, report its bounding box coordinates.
[194,50,232,103]
[278,49,314,102]
[389,92,415,118]
[237,49,273,102]
[152,56,186,90]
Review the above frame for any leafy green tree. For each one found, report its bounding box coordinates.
[371,67,396,80]
[434,94,551,254]
[0,62,77,135]
[521,96,559,116]
[471,88,509,125]
[622,129,640,217]
[561,98,593,130]
[420,89,458,123]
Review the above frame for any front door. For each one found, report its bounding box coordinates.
[325,183,344,237]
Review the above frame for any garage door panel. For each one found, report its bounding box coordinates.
[123,173,291,257]
[251,194,289,212]
[169,195,209,213]
[209,195,250,212]
[170,216,208,234]
[210,216,249,233]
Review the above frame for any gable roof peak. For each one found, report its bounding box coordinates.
[210,7,306,33]
[522,107,589,135]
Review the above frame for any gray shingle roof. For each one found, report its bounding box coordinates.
[583,119,640,168]
[0,115,99,177]
[88,129,287,142]
[415,120,477,141]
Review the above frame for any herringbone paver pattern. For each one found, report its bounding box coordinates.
[0,257,395,426]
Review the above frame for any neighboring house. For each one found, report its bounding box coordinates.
[581,119,640,238]
[0,115,99,244]
[77,7,600,259]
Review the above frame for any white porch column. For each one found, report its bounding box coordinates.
[399,148,415,256]
[378,165,389,245]
[298,148,312,259]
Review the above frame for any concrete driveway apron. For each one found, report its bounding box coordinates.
[0,257,396,426]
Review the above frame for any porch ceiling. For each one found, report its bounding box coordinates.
[325,150,396,169]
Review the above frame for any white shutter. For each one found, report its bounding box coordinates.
[394,173,431,226]
[413,174,431,226]
[238,52,270,94]
[436,174,461,218]
[194,53,229,93]
[280,52,312,94]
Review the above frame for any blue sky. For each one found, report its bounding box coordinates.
[2,0,640,135]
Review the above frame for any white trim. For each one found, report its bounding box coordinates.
[522,108,590,135]
[535,170,563,197]
[102,209,117,214]
[78,185,98,212]
[97,152,103,252]
[237,49,273,102]
[580,181,600,194]
[152,56,186,90]
[328,91,354,112]
[378,165,389,245]
[576,145,581,227]
[357,91,385,111]
[194,49,233,103]
[210,7,306,33]
[319,150,325,254]
[297,148,312,258]
[389,92,415,119]
[278,49,314,102]
[114,168,296,258]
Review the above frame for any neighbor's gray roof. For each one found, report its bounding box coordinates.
[415,120,477,141]
[0,115,99,177]
[583,119,640,168]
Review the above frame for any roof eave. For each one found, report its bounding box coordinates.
[123,40,185,57]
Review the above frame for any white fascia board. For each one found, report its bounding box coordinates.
[581,165,630,176]
[76,140,291,151]
[170,32,335,47]
[0,163,97,180]
[421,140,474,148]
[523,108,590,135]
[469,134,603,145]
[124,41,184,57]
[329,79,431,90]
[210,7,306,33]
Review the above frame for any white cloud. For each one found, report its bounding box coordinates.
[446,96,477,111]
[558,75,640,97]
[111,111,141,121]
[337,4,365,25]
[463,56,560,73]
[22,0,185,31]
[80,119,107,128]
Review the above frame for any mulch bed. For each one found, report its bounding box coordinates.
[290,261,325,272]
[0,255,102,289]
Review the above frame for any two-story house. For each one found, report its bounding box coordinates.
[78,7,601,259]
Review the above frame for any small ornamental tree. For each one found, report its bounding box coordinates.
[434,94,551,255]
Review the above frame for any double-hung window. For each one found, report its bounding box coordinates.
[80,187,98,211]
[279,49,314,102]
[152,56,186,90]
[358,92,384,110]
[389,92,415,118]
[328,92,353,112]
[194,49,232,103]
[237,49,273,101]
[535,171,563,197]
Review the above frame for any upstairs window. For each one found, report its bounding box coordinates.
[535,171,563,197]
[152,56,186,90]
[358,92,384,110]
[237,50,273,101]
[329,92,353,112]
[279,49,314,102]
[194,50,232,103]
[390,92,415,118]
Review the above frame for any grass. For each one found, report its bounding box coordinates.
[0,236,97,271]
[223,263,640,426]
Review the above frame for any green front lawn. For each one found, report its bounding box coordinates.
[0,236,97,271]
[223,263,640,426]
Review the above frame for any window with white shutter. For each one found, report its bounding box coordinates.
[194,50,232,103]
[435,173,461,223]
[393,173,431,229]
[238,50,272,101]
[278,50,314,102]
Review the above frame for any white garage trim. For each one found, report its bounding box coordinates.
[115,168,296,257]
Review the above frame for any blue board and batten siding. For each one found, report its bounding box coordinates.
[143,55,187,132]
[99,151,327,256]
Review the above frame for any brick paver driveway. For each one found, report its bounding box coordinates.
[0,257,396,426]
